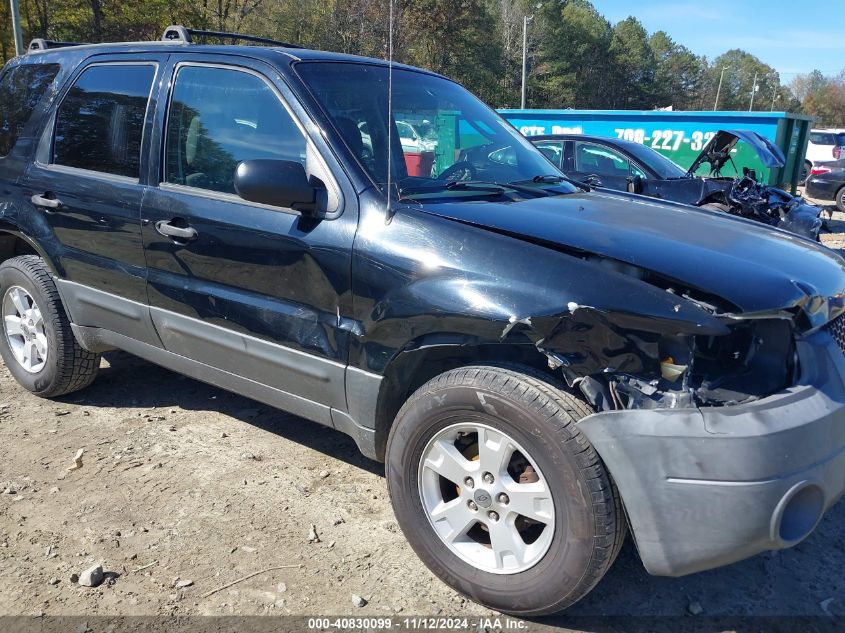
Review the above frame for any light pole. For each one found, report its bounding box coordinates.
[749,71,759,111]
[713,66,730,111]
[521,15,533,109]
[10,0,25,56]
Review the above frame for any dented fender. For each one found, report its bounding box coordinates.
[350,195,729,379]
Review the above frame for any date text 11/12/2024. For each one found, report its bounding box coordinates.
[306,617,528,630]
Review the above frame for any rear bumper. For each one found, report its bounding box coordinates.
[578,330,845,577]
[806,178,840,200]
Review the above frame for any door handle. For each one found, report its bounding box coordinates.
[584,174,603,187]
[155,220,198,242]
[31,193,62,209]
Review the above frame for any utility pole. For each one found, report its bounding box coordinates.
[521,15,533,110]
[771,85,778,111]
[714,66,729,111]
[749,71,759,111]
[10,0,25,56]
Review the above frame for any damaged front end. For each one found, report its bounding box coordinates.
[691,130,823,240]
[718,175,823,240]
[533,258,843,414]
[554,313,797,413]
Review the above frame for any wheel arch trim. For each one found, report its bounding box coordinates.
[0,226,61,276]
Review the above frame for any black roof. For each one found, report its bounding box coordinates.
[20,38,440,78]
[529,133,646,153]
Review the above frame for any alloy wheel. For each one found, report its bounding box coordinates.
[418,422,555,574]
[2,285,49,373]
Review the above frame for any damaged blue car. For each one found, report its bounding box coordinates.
[531,129,825,240]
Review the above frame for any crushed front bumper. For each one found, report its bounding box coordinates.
[578,329,845,577]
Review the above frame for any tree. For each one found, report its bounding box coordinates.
[0,0,822,117]
[607,16,654,108]
[705,49,780,112]
[534,0,613,108]
[790,69,828,103]
[803,78,845,127]
[649,31,704,110]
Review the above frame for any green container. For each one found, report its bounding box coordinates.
[498,109,816,193]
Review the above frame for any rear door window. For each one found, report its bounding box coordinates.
[164,64,306,195]
[575,142,631,177]
[52,64,156,178]
[0,63,60,157]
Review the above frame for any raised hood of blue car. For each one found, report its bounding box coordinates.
[687,129,786,175]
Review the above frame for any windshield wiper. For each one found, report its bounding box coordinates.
[401,180,543,199]
[512,174,591,192]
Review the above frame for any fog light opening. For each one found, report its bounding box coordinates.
[775,483,825,544]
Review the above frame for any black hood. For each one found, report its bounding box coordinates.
[687,129,786,176]
[418,191,845,326]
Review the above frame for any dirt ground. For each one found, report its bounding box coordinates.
[1,193,844,630]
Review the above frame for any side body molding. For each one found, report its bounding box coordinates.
[56,279,382,460]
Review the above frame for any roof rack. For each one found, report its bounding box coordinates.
[28,38,87,53]
[160,25,301,49]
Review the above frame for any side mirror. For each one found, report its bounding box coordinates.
[234,159,317,213]
[627,174,644,194]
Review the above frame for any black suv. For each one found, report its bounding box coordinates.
[2,27,845,616]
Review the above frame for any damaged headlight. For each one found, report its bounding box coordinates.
[585,319,796,411]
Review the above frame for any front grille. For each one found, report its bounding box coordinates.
[827,313,845,354]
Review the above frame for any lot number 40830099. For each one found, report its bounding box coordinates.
[615,128,716,151]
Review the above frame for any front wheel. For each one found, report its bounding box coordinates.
[386,365,625,616]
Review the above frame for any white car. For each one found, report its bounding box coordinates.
[804,129,845,181]
[397,120,436,153]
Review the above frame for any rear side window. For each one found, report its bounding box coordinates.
[164,65,306,195]
[0,63,60,157]
[810,132,835,145]
[53,64,155,178]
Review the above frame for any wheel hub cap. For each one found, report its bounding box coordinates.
[418,422,556,575]
[2,286,48,374]
[473,489,493,508]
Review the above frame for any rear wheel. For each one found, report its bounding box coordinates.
[836,186,845,214]
[386,365,625,616]
[0,256,100,397]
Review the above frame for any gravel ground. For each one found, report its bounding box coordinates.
[1,192,844,630]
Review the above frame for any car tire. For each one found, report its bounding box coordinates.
[0,255,100,397]
[386,364,625,616]
[836,187,845,214]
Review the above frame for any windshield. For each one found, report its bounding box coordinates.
[296,62,573,196]
[620,141,688,179]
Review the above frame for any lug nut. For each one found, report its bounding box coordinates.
[482,472,494,484]
[497,493,509,505]
[487,511,499,522]
[467,500,478,512]
[463,477,475,489]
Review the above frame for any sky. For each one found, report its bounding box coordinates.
[598,0,845,79]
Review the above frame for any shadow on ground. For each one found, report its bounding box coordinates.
[57,351,383,476]
[61,352,844,626]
